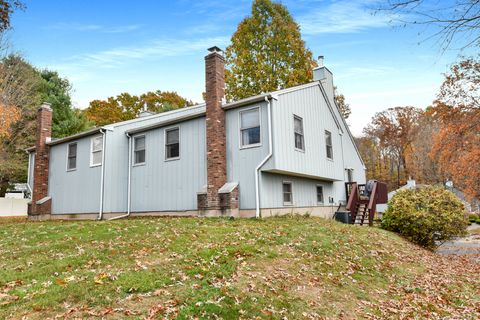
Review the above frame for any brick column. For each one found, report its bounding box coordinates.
[204,46,227,211]
[29,103,52,217]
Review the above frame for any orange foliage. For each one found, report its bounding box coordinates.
[0,105,21,138]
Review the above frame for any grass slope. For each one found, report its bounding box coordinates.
[0,217,478,319]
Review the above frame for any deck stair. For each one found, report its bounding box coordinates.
[345,181,388,226]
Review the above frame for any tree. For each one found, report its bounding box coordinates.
[0,0,24,32]
[334,86,351,119]
[429,57,480,200]
[225,0,317,100]
[379,1,480,51]
[85,90,193,127]
[363,106,423,189]
[0,55,90,195]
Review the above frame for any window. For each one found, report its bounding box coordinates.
[90,136,103,167]
[316,185,324,204]
[325,130,333,159]
[294,115,304,151]
[133,135,146,165]
[347,168,353,182]
[240,108,260,147]
[67,143,77,171]
[283,182,293,205]
[165,127,180,160]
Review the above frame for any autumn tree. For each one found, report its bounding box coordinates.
[430,56,480,200]
[85,90,193,126]
[363,106,423,189]
[225,0,317,100]
[0,55,90,195]
[0,0,24,32]
[334,86,351,119]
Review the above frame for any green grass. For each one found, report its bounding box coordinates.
[0,216,478,319]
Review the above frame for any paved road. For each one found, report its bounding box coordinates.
[437,225,480,263]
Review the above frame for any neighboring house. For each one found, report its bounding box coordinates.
[26,46,366,220]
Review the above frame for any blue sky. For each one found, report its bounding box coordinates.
[9,0,466,135]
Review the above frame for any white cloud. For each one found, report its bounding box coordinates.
[45,23,143,34]
[298,0,395,34]
[50,36,230,73]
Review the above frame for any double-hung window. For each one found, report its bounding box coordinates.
[294,115,304,151]
[133,135,146,165]
[325,130,333,159]
[283,182,293,206]
[90,136,103,167]
[316,185,324,204]
[165,127,180,160]
[67,143,77,171]
[240,107,260,147]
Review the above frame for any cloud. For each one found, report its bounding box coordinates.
[45,23,142,34]
[298,0,395,35]
[49,36,230,75]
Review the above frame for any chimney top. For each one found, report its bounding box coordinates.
[39,102,52,111]
[207,46,223,54]
[318,55,324,68]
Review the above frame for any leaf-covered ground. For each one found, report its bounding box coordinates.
[0,216,478,319]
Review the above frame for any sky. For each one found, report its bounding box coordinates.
[8,0,468,135]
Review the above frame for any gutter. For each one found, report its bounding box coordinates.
[97,129,107,220]
[109,132,132,220]
[254,95,275,219]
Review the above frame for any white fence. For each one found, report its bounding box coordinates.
[0,198,28,217]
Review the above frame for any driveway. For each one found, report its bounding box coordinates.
[437,225,480,263]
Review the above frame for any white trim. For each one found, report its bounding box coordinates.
[164,126,180,161]
[282,181,293,206]
[132,134,146,166]
[90,135,103,167]
[316,184,324,205]
[66,142,77,172]
[239,106,262,149]
[325,130,333,160]
[293,114,305,152]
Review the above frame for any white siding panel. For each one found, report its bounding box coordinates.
[226,102,271,209]
[49,137,101,214]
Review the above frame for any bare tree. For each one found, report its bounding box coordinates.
[379,0,480,51]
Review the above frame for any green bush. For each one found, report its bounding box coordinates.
[381,186,468,249]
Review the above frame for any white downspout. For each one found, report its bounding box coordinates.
[109,133,132,220]
[255,96,274,219]
[97,129,107,220]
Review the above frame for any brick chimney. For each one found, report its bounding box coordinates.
[29,103,52,217]
[204,46,227,211]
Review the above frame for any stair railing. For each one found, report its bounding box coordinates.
[346,182,359,224]
[367,181,378,226]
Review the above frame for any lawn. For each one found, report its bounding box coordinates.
[0,216,479,319]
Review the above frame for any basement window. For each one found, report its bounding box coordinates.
[67,143,77,171]
[165,127,180,160]
[316,185,324,204]
[325,130,333,160]
[294,115,304,151]
[283,182,293,206]
[133,135,146,165]
[90,136,103,167]
[240,107,260,147]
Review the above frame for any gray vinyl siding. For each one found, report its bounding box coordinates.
[260,172,334,208]
[27,152,35,192]
[270,85,344,181]
[48,136,101,214]
[129,117,206,212]
[225,102,271,209]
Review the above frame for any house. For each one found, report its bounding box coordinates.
[26,46,366,220]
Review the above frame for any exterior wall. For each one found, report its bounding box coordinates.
[260,171,336,208]
[48,136,102,214]
[27,152,35,193]
[225,101,271,209]
[270,85,344,181]
[129,117,206,212]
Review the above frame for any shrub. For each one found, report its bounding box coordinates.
[381,186,468,249]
